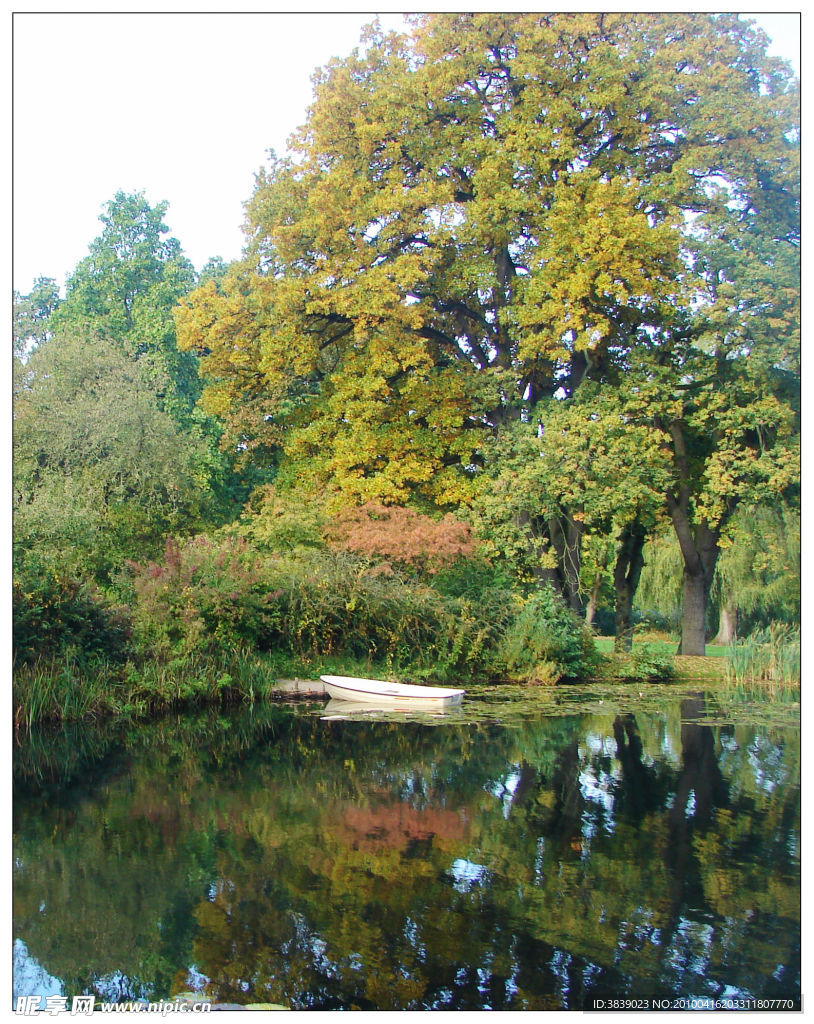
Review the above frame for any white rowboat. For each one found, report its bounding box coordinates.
[320,675,465,709]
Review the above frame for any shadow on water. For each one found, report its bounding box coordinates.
[13,688,800,1010]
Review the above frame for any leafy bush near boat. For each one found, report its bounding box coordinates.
[125,534,516,677]
[500,586,599,685]
[268,549,516,676]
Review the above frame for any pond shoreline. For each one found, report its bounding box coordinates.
[14,634,801,731]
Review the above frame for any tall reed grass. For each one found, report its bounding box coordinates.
[13,648,116,730]
[727,623,800,690]
[13,646,295,729]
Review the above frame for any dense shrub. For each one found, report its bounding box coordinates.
[128,535,279,654]
[278,549,519,677]
[430,555,514,601]
[127,536,511,678]
[612,643,675,683]
[500,586,598,684]
[13,552,131,665]
[230,485,327,552]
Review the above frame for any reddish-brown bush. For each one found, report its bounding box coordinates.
[325,504,476,573]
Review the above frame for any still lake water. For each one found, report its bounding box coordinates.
[13,684,800,1010]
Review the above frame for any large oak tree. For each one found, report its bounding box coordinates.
[177,13,799,652]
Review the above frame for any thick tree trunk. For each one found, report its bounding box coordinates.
[613,521,647,652]
[546,513,584,614]
[713,600,737,646]
[671,517,720,656]
[679,570,709,655]
[665,420,726,657]
[585,572,603,626]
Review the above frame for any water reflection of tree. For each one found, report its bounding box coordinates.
[13,702,800,1008]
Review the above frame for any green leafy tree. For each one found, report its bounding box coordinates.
[13,330,208,585]
[714,504,800,640]
[52,190,200,423]
[54,192,192,334]
[229,484,327,553]
[51,191,255,518]
[197,255,231,287]
[629,333,798,653]
[13,276,61,358]
[176,14,798,648]
[580,534,616,630]
[633,531,683,632]
[470,383,669,646]
[635,503,800,644]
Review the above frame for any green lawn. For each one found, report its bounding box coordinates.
[594,636,729,658]
[592,635,730,684]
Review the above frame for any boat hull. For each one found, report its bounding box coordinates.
[320,675,464,709]
[321,699,452,719]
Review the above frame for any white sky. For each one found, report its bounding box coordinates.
[11,10,801,295]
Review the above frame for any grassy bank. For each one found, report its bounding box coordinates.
[7,642,714,729]
[594,637,728,657]
[594,632,803,688]
[13,645,489,729]
[594,637,728,684]
[14,620,799,728]
[14,648,337,730]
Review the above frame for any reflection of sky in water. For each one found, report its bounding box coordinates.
[582,732,617,758]
[578,735,619,832]
[92,971,150,1003]
[747,735,786,794]
[578,767,616,817]
[666,917,717,991]
[550,949,574,1008]
[720,731,795,798]
[13,940,62,1002]
[185,966,209,992]
[451,857,487,892]
[660,732,681,768]
[489,764,522,819]
[534,835,545,883]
